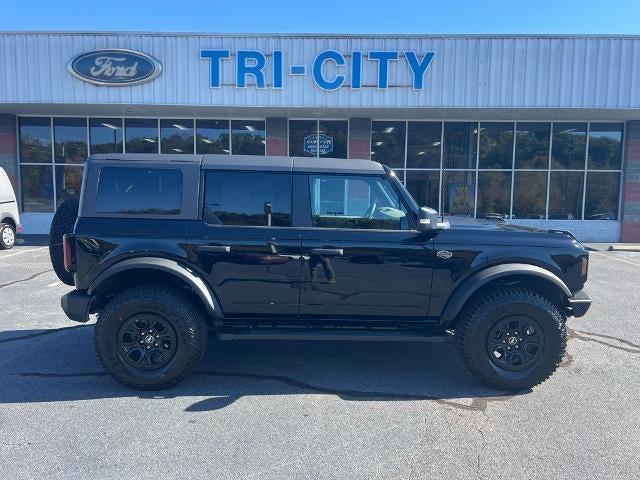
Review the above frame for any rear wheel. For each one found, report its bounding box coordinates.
[49,196,79,285]
[94,284,208,390]
[455,288,566,390]
[0,223,15,249]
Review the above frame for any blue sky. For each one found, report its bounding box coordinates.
[1,0,639,34]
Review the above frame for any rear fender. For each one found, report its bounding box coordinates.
[87,257,222,318]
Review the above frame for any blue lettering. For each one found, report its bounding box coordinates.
[404,51,436,89]
[312,50,346,91]
[351,51,362,89]
[368,51,399,88]
[237,50,267,88]
[273,50,283,88]
[200,50,230,88]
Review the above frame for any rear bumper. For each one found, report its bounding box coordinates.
[567,289,591,318]
[61,290,92,323]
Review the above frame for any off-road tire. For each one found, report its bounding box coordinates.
[49,196,79,285]
[0,222,15,249]
[94,284,208,390]
[455,288,566,391]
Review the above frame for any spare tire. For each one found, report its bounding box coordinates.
[49,196,79,286]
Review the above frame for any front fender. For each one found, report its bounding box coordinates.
[439,263,572,325]
[87,257,222,318]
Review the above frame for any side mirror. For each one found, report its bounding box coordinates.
[417,207,450,231]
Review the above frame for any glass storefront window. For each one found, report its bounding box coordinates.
[55,165,83,207]
[289,120,317,157]
[513,171,547,219]
[54,117,87,164]
[479,122,513,169]
[549,171,584,220]
[196,119,229,154]
[551,122,587,170]
[319,120,348,159]
[160,119,194,154]
[371,121,406,168]
[405,170,440,211]
[588,123,623,170]
[515,122,550,169]
[442,171,475,217]
[90,118,123,154]
[585,172,620,220]
[443,122,477,170]
[406,121,441,168]
[476,171,511,219]
[125,119,158,154]
[19,117,52,163]
[231,120,265,155]
[20,165,54,212]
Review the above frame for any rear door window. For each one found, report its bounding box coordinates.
[96,167,182,215]
[204,171,292,226]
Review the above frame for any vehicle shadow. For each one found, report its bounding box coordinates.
[0,325,524,411]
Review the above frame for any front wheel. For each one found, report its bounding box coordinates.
[0,223,16,249]
[94,284,208,390]
[455,288,567,390]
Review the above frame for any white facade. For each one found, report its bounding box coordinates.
[1,32,640,112]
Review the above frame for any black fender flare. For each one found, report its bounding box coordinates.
[87,257,222,318]
[439,263,572,325]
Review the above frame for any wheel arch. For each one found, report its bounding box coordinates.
[440,263,572,326]
[87,257,222,321]
[1,217,16,230]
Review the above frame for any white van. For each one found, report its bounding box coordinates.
[0,167,21,249]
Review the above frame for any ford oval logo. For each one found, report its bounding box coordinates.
[68,49,162,86]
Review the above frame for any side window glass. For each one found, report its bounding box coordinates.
[204,171,292,226]
[96,167,182,215]
[309,175,409,230]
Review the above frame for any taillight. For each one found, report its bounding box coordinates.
[63,234,76,273]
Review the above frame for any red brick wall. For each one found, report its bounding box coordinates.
[348,118,371,160]
[0,114,18,195]
[266,118,287,156]
[621,121,640,242]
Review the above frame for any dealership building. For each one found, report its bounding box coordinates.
[1,31,640,241]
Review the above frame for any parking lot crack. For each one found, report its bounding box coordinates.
[568,328,640,354]
[0,269,53,290]
[0,325,90,344]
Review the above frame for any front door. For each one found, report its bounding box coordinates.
[187,170,301,318]
[299,174,435,320]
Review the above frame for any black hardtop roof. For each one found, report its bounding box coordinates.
[88,154,386,175]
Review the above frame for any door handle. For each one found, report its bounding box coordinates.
[310,248,343,256]
[198,245,231,253]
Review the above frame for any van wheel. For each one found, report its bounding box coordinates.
[49,196,79,285]
[0,223,16,249]
[94,284,208,390]
[455,288,566,391]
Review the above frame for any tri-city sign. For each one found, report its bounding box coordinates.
[200,50,437,90]
[69,48,437,90]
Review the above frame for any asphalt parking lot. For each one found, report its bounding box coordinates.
[1,243,639,479]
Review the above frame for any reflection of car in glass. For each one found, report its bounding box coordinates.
[0,167,21,249]
[59,154,591,392]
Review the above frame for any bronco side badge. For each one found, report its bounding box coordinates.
[437,250,453,259]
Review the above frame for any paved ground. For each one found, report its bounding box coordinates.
[0,243,639,479]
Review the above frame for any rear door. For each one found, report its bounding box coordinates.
[187,170,302,319]
[299,173,435,320]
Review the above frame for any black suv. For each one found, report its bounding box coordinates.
[60,154,591,391]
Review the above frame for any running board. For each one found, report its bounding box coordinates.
[215,330,452,343]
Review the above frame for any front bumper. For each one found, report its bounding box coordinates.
[567,289,591,318]
[61,290,92,323]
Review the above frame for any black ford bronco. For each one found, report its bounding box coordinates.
[59,154,591,390]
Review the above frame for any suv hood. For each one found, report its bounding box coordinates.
[436,215,583,248]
